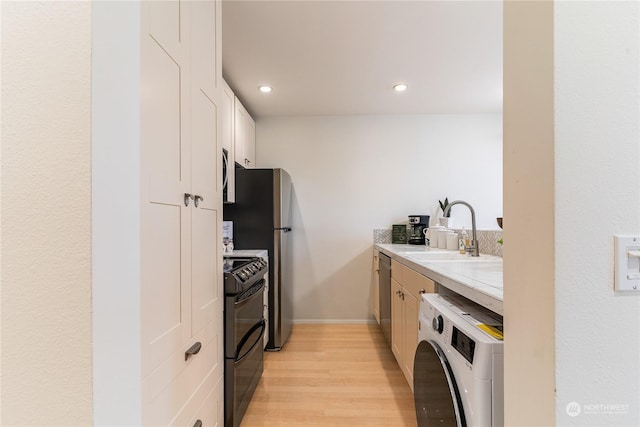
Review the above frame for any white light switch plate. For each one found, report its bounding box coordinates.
[614,235,640,291]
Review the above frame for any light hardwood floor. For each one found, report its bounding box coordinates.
[241,324,418,427]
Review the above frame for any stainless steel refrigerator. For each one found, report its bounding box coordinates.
[223,168,293,350]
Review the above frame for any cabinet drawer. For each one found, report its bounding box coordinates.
[402,265,435,298]
[391,259,402,282]
[172,374,223,427]
[143,320,223,426]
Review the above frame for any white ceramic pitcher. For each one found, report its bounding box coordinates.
[424,225,445,248]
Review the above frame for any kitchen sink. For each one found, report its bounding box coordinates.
[400,251,501,262]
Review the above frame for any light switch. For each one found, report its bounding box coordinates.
[614,235,640,291]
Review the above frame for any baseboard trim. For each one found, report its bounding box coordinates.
[292,319,378,325]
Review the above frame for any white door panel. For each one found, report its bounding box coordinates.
[145,0,185,64]
[191,90,218,209]
[245,114,255,168]
[190,0,217,99]
[141,202,191,376]
[233,98,246,165]
[191,206,221,337]
[141,36,189,204]
[221,80,234,153]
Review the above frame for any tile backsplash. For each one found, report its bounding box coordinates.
[373,228,503,257]
[373,228,392,244]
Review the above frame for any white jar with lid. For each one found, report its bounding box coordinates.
[446,231,459,250]
[437,229,449,249]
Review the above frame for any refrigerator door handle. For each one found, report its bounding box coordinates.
[275,227,292,232]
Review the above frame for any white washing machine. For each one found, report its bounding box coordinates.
[414,294,504,427]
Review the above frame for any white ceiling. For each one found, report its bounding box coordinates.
[222,0,503,118]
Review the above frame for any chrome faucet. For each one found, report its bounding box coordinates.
[443,200,480,257]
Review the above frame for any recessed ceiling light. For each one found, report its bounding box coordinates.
[259,85,272,93]
[393,84,408,92]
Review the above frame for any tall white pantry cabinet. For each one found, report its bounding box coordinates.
[94,1,224,425]
[140,1,224,425]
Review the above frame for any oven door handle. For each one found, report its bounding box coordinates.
[236,319,266,363]
[235,279,266,308]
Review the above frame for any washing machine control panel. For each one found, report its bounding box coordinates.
[451,326,476,364]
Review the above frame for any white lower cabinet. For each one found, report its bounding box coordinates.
[181,377,224,427]
[146,351,223,426]
[142,322,221,425]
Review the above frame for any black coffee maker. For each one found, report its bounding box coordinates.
[408,215,430,245]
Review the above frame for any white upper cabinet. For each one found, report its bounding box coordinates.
[221,79,236,202]
[245,112,256,168]
[234,96,256,168]
[221,79,234,154]
[233,97,246,166]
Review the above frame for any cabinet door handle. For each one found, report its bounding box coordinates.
[185,342,202,361]
[184,193,193,207]
[419,289,426,294]
[193,420,203,427]
[194,195,204,208]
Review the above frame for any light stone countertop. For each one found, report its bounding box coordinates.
[223,249,268,259]
[375,243,503,316]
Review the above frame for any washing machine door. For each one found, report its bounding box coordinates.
[413,340,466,427]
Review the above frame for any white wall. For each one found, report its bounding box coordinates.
[1,2,93,424]
[554,2,640,425]
[505,2,640,426]
[257,114,502,321]
[92,2,142,425]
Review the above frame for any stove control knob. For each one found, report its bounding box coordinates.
[432,315,444,334]
[238,272,248,281]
